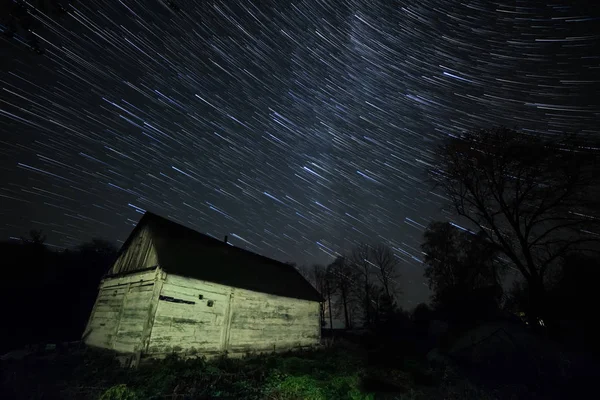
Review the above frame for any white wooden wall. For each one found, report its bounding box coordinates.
[147,274,230,355]
[83,269,158,352]
[146,274,321,356]
[84,268,321,357]
[227,288,321,353]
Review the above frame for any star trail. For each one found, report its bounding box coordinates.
[1,0,598,305]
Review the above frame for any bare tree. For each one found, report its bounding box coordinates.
[319,266,339,329]
[20,229,46,245]
[422,221,503,309]
[313,265,335,328]
[348,243,379,327]
[327,256,354,329]
[430,127,600,321]
[295,263,339,328]
[293,263,311,284]
[369,244,400,299]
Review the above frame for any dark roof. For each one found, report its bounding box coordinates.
[120,212,321,302]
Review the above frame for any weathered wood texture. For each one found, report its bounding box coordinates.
[83,269,157,351]
[146,274,320,356]
[110,225,158,275]
[147,274,230,355]
[85,269,320,357]
[227,288,321,353]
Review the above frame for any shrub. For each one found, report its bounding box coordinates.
[326,375,373,400]
[279,356,319,375]
[264,372,326,399]
[98,384,140,400]
[264,370,374,400]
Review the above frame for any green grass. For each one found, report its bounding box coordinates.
[1,346,381,400]
[1,343,550,400]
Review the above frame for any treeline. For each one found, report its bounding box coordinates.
[0,232,117,354]
[296,243,403,331]
[299,126,600,356]
[422,127,600,353]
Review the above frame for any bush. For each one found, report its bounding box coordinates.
[264,371,374,400]
[98,384,140,400]
[327,375,373,400]
[265,373,326,399]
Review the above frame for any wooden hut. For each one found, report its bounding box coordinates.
[83,212,321,362]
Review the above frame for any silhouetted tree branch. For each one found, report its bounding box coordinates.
[327,256,355,329]
[429,127,600,322]
[421,221,502,312]
[369,244,400,299]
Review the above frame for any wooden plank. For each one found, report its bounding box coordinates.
[139,275,164,356]
[154,300,223,320]
[83,282,128,348]
[161,284,229,305]
[84,269,161,352]
[229,327,319,340]
[85,330,115,348]
[150,324,224,338]
[110,283,130,348]
[226,290,320,351]
[164,274,231,295]
[113,279,155,353]
[151,329,224,345]
[129,284,155,292]
[234,287,315,305]
[148,276,231,355]
[111,225,159,274]
[220,291,234,351]
[228,336,317,350]
[88,313,121,324]
[101,270,157,289]
[143,272,320,356]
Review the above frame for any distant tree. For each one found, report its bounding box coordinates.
[311,265,337,328]
[77,238,118,257]
[75,238,118,279]
[327,256,354,329]
[19,230,49,277]
[293,263,311,284]
[20,229,46,246]
[375,291,397,327]
[429,127,600,322]
[365,282,384,324]
[294,264,335,328]
[369,244,400,299]
[319,266,337,329]
[68,238,118,331]
[348,243,375,327]
[421,221,502,310]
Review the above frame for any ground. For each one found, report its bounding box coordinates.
[0,336,589,400]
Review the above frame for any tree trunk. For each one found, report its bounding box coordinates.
[319,303,325,327]
[327,289,333,329]
[341,287,351,329]
[364,283,370,327]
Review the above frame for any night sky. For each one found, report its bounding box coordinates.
[1,0,598,306]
